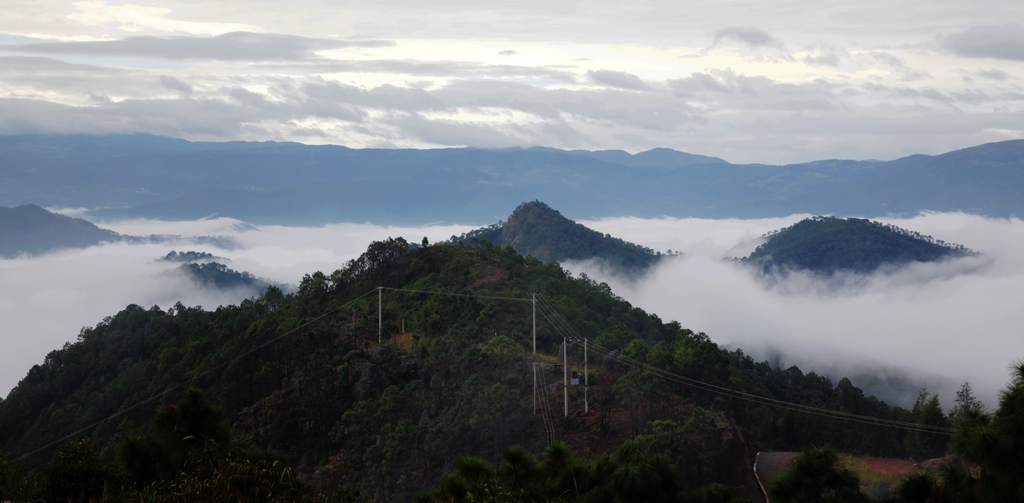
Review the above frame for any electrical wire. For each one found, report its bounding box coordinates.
[17,281,952,464]
[14,287,382,463]
[532,294,954,435]
[380,286,533,303]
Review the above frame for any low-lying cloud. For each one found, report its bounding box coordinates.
[0,218,473,398]
[2,211,1021,413]
[571,212,1024,409]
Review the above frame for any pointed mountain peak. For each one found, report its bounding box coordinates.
[452,201,665,273]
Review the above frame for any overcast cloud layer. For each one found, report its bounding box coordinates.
[2,213,1020,412]
[1,1,1023,162]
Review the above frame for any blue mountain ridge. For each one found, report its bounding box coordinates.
[1,134,1021,225]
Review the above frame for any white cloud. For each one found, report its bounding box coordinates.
[1,0,1024,162]
[2,211,1023,413]
[67,1,262,36]
[0,218,474,398]
[572,212,1024,408]
[713,27,785,49]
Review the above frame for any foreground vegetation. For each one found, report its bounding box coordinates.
[0,237,1012,501]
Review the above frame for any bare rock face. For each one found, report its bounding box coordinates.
[366,345,396,365]
[346,354,383,401]
[399,354,424,380]
[344,345,419,400]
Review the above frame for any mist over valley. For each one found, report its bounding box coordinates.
[4,0,1024,497]
[1,206,1015,413]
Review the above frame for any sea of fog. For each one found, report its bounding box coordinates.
[1,212,1020,411]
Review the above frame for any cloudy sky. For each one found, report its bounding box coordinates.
[1,0,1023,163]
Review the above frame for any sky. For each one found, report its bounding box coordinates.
[2,212,1021,411]
[1,1,1023,163]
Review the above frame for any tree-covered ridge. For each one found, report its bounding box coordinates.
[0,204,121,257]
[159,250,219,262]
[451,201,665,273]
[0,239,953,501]
[176,262,274,292]
[741,216,975,275]
[5,135,1024,225]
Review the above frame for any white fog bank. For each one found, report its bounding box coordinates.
[2,212,1019,411]
[570,212,1024,408]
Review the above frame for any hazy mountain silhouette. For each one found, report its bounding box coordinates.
[2,135,1022,225]
[0,204,120,257]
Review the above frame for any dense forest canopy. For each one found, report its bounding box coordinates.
[0,237,983,501]
[741,216,975,275]
[451,201,664,273]
[176,261,274,292]
[159,250,219,262]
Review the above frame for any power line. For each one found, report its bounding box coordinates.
[375,287,955,435]
[15,287,382,463]
[17,281,952,465]
[531,295,954,435]
[380,286,533,303]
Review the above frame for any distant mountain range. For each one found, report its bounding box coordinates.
[451,201,664,273]
[741,216,976,275]
[1,135,1023,225]
[0,204,238,257]
[0,204,120,257]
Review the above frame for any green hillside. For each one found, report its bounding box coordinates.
[0,238,956,501]
[0,204,121,257]
[741,216,975,275]
[452,201,664,273]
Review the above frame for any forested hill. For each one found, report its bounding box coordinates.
[451,201,663,273]
[0,238,953,501]
[0,204,121,257]
[741,216,975,274]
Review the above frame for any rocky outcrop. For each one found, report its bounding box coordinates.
[345,346,426,401]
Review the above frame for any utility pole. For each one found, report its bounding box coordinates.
[378,287,382,345]
[584,338,589,413]
[532,294,536,353]
[563,337,568,417]
[532,293,537,415]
